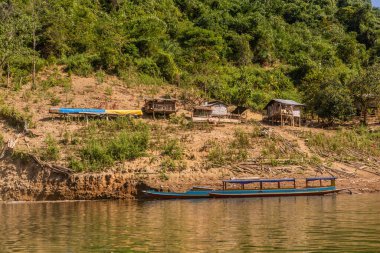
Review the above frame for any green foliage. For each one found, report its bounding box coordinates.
[2,0,380,115]
[0,101,32,130]
[261,135,305,164]
[72,118,149,171]
[303,127,380,159]
[230,129,250,149]
[206,132,250,167]
[43,134,60,161]
[314,85,356,122]
[161,139,183,160]
[63,54,96,77]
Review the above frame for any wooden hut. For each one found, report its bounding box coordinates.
[264,99,304,127]
[142,98,177,118]
[192,101,243,123]
[192,101,228,117]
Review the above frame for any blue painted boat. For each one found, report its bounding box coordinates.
[143,177,339,199]
[209,177,338,198]
[58,108,106,114]
[143,186,213,199]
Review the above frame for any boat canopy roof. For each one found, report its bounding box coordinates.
[306,177,337,182]
[223,178,295,184]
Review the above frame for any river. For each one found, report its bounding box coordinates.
[1,194,380,252]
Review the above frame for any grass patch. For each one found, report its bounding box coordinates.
[42,134,60,161]
[0,101,33,130]
[161,139,183,160]
[260,135,305,165]
[206,131,250,167]
[303,127,380,159]
[70,118,150,171]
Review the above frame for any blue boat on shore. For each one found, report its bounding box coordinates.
[143,177,339,199]
[143,186,213,199]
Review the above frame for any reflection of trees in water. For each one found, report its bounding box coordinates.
[0,195,380,252]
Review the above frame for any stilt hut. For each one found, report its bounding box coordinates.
[192,101,243,123]
[142,98,177,118]
[264,99,304,127]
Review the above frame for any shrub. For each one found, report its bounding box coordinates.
[74,119,150,171]
[95,70,106,85]
[230,129,250,149]
[0,102,33,130]
[108,132,149,160]
[80,139,113,170]
[161,139,183,160]
[64,54,96,77]
[43,134,60,161]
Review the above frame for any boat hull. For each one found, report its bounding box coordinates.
[209,187,338,198]
[143,190,211,199]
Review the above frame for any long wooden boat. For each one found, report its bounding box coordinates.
[143,177,339,199]
[143,187,213,199]
[209,177,339,198]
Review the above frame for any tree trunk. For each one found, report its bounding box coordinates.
[7,61,10,87]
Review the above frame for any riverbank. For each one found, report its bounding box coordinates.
[1,154,380,201]
[1,73,380,201]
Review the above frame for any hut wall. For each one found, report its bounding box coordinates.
[293,109,301,117]
[193,109,212,117]
[210,104,228,116]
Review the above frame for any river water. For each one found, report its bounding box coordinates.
[1,194,380,252]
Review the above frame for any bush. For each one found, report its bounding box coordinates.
[80,139,113,170]
[73,119,150,171]
[43,134,60,161]
[230,129,250,149]
[64,54,97,77]
[108,131,149,160]
[0,102,32,130]
[161,139,183,160]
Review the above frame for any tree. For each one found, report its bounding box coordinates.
[314,85,356,122]
[349,64,380,124]
[0,1,32,87]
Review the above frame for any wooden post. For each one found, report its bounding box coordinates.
[319,179,322,187]
[280,104,283,126]
[306,180,309,188]
[331,179,335,187]
[278,182,281,188]
[293,180,296,189]
[260,182,263,190]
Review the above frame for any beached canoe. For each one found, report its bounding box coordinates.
[143,177,339,199]
[209,177,339,198]
[105,109,143,116]
[143,187,213,199]
[208,186,338,198]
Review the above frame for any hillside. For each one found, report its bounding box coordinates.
[0,72,380,200]
[2,0,380,200]
[1,0,380,121]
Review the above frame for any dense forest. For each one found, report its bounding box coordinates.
[1,0,380,122]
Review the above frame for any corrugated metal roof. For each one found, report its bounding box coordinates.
[264,99,305,109]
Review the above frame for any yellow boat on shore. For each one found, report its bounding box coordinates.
[105,110,143,116]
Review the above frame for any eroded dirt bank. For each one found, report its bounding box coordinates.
[1,156,380,201]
